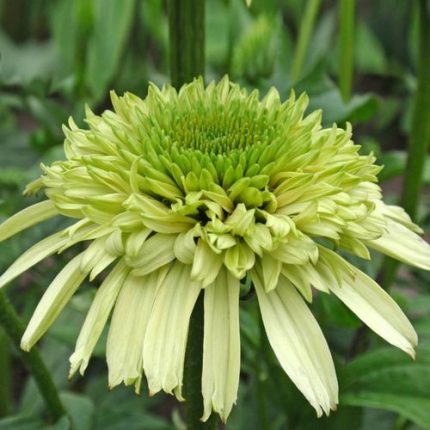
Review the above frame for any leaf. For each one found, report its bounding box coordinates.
[341,347,430,429]
[85,0,136,100]
[0,415,44,430]
[61,393,95,430]
[308,89,379,125]
[355,22,387,75]
[0,31,57,86]
[0,415,70,430]
[378,151,430,183]
[377,151,406,182]
[319,293,361,328]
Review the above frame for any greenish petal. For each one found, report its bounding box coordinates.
[0,200,58,242]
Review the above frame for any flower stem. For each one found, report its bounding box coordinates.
[338,0,355,101]
[168,0,205,88]
[0,328,11,416]
[167,1,213,428]
[291,0,321,83]
[184,293,217,429]
[380,0,430,290]
[0,291,65,422]
[401,0,430,220]
[349,0,430,358]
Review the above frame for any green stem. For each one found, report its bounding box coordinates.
[74,0,94,98]
[0,328,11,416]
[291,0,321,82]
[401,0,430,220]
[168,0,205,88]
[183,294,217,429]
[0,291,65,422]
[168,1,212,428]
[349,0,430,359]
[380,0,430,289]
[338,0,355,101]
[256,316,270,430]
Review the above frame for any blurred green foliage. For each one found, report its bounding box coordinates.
[0,0,430,429]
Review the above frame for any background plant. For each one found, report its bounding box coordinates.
[0,0,429,429]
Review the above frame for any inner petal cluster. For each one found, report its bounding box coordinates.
[37,77,388,282]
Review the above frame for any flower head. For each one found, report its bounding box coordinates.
[1,77,429,421]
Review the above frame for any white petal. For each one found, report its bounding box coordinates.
[202,268,240,422]
[319,248,418,357]
[253,268,338,417]
[366,219,430,270]
[69,260,129,376]
[21,253,87,351]
[0,200,58,242]
[107,268,168,392]
[0,231,68,288]
[143,262,201,399]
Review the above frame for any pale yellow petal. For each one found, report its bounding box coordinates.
[0,231,69,288]
[191,239,223,287]
[143,263,201,399]
[21,253,87,351]
[366,219,430,270]
[107,268,168,392]
[202,268,240,422]
[128,233,176,276]
[0,200,58,242]
[253,268,338,417]
[69,260,129,376]
[319,247,418,357]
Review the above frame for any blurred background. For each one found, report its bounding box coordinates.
[0,0,429,429]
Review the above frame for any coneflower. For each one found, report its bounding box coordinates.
[0,77,429,422]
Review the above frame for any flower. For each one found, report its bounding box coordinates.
[1,77,429,422]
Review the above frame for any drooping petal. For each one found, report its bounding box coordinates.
[106,267,168,392]
[128,233,176,276]
[202,268,241,422]
[0,200,58,242]
[69,260,129,376]
[366,219,430,270]
[253,267,338,417]
[319,247,418,357]
[21,253,87,351]
[174,228,197,264]
[0,231,69,288]
[224,242,255,279]
[191,239,223,287]
[271,234,318,265]
[260,253,282,292]
[143,262,201,399]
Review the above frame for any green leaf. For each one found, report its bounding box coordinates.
[341,347,430,429]
[0,415,44,430]
[85,0,136,100]
[378,151,406,182]
[0,31,57,86]
[378,151,430,183]
[355,22,387,75]
[61,393,95,430]
[308,89,379,125]
[0,415,70,430]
